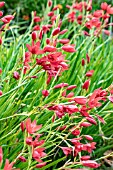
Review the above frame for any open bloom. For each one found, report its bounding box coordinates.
[26,118,42,134]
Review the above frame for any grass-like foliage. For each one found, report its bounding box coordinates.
[0,0,113,170]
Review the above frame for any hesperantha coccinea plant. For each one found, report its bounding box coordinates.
[0,0,113,169]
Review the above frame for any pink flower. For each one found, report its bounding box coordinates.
[36,162,46,168]
[81,155,90,161]
[82,160,100,168]
[34,16,41,22]
[32,148,46,162]
[74,96,87,105]
[61,147,72,156]
[59,29,68,35]
[108,96,113,103]
[80,122,92,127]
[13,71,20,80]
[26,41,43,55]
[101,2,108,11]
[96,114,106,124]
[4,159,14,170]
[26,118,42,134]
[84,135,93,141]
[59,39,70,44]
[82,80,90,90]
[44,45,56,52]
[67,85,77,90]
[62,44,76,53]
[86,117,97,125]
[0,68,2,74]
[1,15,14,23]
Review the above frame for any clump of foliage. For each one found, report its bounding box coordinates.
[0,0,113,170]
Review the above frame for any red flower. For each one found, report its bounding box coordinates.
[32,31,37,41]
[80,122,92,127]
[0,68,2,74]
[82,160,100,168]
[80,155,90,161]
[0,2,5,8]
[32,148,46,162]
[84,135,93,141]
[62,44,76,53]
[52,27,60,36]
[1,15,14,23]
[96,114,106,124]
[67,85,77,90]
[42,90,49,97]
[74,96,87,105]
[61,147,72,156]
[82,80,90,90]
[44,45,56,52]
[26,118,42,134]
[101,2,108,11]
[19,156,26,162]
[81,58,85,66]
[26,41,43,55]
[86,117,97,125]
[34,16,41,22]
[59,29,68,35]
[4,159,14,170]
[54,83,68,89]
[59,39,70,44]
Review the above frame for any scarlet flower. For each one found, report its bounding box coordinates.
[61,147,72,156]
[93,10,103,18]
[0,147,3,163]
[20,121,25,132]
[26,118,42,134]
[26,136,32,145]
[4,159,14,170]
[82,160,100,168]
[62,44,76,53]
[81,58,85,66]
[82,80,90,90]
